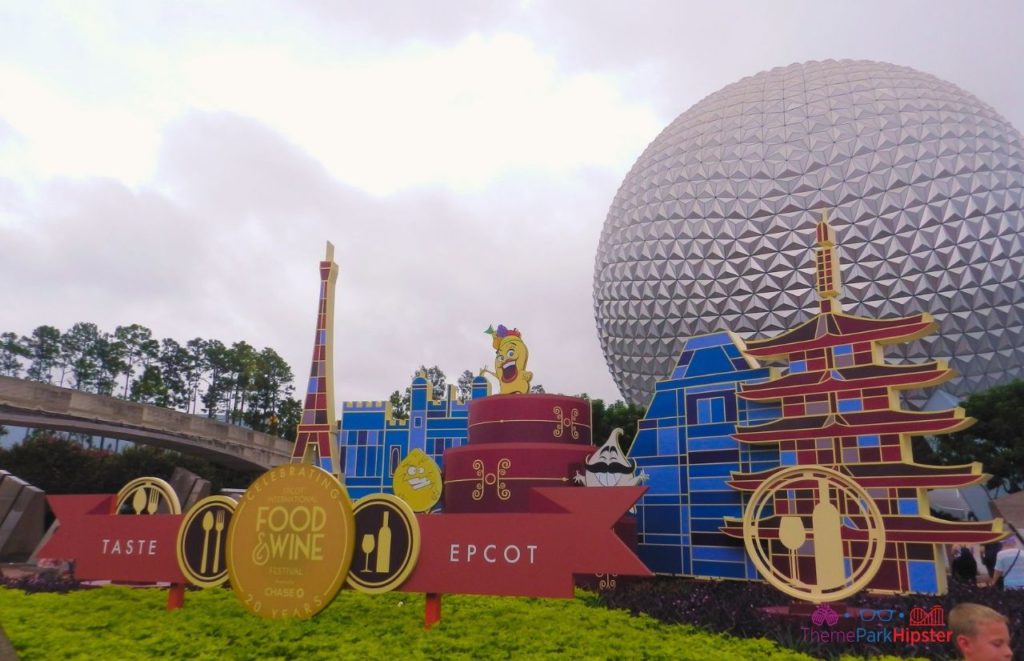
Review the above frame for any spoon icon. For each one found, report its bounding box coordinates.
[132,488,147,515]
[200,511,215,573]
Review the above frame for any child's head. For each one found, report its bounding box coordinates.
[949,603,1011,661]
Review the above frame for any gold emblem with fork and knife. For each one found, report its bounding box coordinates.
[175,495,238,588]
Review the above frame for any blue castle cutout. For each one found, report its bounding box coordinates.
[628,331,780,580]
[337,373,490,501]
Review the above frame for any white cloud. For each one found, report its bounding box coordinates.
[0,64,162,185]
[0,14,661,197]
[179,33,661,194]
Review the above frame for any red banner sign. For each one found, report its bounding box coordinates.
[38,495,186,584]
[401,486,651,598]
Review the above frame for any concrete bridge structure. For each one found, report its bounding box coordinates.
[0,376,292,471]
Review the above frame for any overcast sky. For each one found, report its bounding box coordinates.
[2,1,1023,405]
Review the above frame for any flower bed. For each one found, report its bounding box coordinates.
[0,585,812,660]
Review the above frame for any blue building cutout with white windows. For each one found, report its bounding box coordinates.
[337,373,490,501]
[628,331,781,580]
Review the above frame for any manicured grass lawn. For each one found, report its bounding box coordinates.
[0,586,816,660]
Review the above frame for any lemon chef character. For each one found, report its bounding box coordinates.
[480,324,533,394]
[392,449,443,512]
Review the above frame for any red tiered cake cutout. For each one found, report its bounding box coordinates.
[444,394,593,513]
[467,393,592,445]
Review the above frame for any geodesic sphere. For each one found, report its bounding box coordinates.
[594,59,1024,406]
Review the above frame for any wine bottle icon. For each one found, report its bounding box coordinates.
[375,512,392,573]
[812,478,845,589]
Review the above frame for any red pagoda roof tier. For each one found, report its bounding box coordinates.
[743,311,937,360]
[727,461,986,492]
[720,516,1003,545]
[733,410,971,443]
[738,362,953,400]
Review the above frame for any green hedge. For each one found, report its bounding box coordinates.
[0,435,259,494]
[0,587,814,660]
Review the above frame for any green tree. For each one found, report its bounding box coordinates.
[158,338,190,410]
[277,397,302,441]
[418,365,447,401]
[0,332,29,376]
[114,324,159,398]
[130,364,168,405]
[93,331,127,396]
[456,369,475,402]
[244,348,295,432]
[934,380,1024,493]
[575,393,646,452]
[587,396,606,440]
[227,341,258,425]
[11,320,306,440]
[60,322,102,390]
[201,340,232,419]
[22,325,62,383]
[183,338,207,414]
[599,400,647,451]
[388,389,409,421]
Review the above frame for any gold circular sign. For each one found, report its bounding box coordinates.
[176,495,237,588]
[392,449,443,512]
[742,465,886,603]
[115,477,181,515]
[226,464,355,619]
[346,494,421,594]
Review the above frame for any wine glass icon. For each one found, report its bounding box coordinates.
[779,514,807,580]
[361,534,375,572]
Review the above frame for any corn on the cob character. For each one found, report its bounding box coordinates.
[480,324,533,394]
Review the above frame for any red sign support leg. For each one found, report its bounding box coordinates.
[424,593,442,629]
[167,583,186,611]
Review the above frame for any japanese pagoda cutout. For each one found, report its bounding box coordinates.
[722,210,1004,601]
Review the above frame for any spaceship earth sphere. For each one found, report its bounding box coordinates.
[594,60,1024,406]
